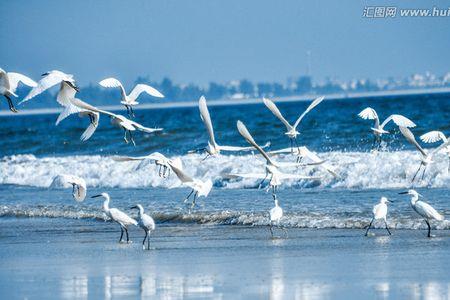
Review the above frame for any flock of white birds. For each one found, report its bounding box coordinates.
[1,68,448,248]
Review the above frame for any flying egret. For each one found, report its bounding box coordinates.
[92,193,137,243]
[50,174,87,202]
[365,197,392,236]
[99,77,164,117]
[420,131,450,171]
[399,189,444,237]
[269,146,338,177]
[231,120,321,199]
[53,81,100,142]
[0,68,37,112]
[358,107,416,150]
[399,126,450,182]
[70,99,162,145]
[130,204,156,250]
[269,198,287,238]
[193,96,270,158]
[20,70,76,104]
[263,96,324,152]
[166,158,213,211]
[112,152,179,178]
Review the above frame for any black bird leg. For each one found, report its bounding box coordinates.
[119,226,124,243]
[425,219,431,237]
[384,220,391,235]
[412,164,422,183]
[365,218,374,236]
[5,95,18,113]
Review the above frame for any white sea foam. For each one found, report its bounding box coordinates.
[1,151,450,189]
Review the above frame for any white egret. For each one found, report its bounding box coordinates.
[54,81,100,142]
[399,189,444,237]
[112,152,178,178]
[263,96,324,152]
[358,107,416,150]
[70,99,162,145]
[269,198,287,238]
[167,158,213,211]
[130,204,156,250]
[194,96,269,158]
[20,70,75,104]
[91,193,137,243]
[269,146,338,177]
[0,68,37,112]
[99,77,164,117]
[420,131,450,170]
[50,174,87,202]
[365,197,392,236]
[231,120,320,199]
[399,126,450,182]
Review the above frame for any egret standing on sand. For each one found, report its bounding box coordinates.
[269,198,287,238]
[365,197,392,236]
[194,96,269,158]
[399,189,444,237]
[399,126,450,182]
[420,130,450,171]
[358,107,416,150]
[131,204,155,250]
[99,77,164,117]
[263,96,324,152]
[0,68,37,112]
[92,193,137,243]
[167,158,213,211]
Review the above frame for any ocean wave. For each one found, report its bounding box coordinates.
[1,205,448,230]
[1,151,450,190]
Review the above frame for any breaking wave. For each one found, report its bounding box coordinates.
[1,151,450,190]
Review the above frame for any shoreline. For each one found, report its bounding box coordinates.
[1,86,449,117]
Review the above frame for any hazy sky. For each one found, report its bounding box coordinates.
[1,0,449,86]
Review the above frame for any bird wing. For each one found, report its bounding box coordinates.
[66,176,87,202]
[55,103,85,125]
[268,147,295,155]
[199,96,217,146]
[263,98,292,130]
[226,173,269,179]
[80,112,99,141]
[99,77,127,99]
[112,152,166,162]
[237,120,275,165]
[298,146,338,177]
[420,131,447,144]
[129,84,164,101]
[70,98,115,117]
[293,96,324,129]
[358,107,379,128]
[373,203,387,219]
[20,70,73,103]
[430,140,450,156]
[278,173,321,180]
[56,81,78,107]
[167,160,194,183]
[109,208,138,226]
[380,114,416,129]
[6,72,37,93]
[399,126,427,157]
[415,201,444,221]
[129,119,163,133]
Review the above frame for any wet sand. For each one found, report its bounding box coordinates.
[1,217,449,299]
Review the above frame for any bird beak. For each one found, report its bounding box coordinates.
[388,200,394,203]
[91,194,102,198]
[74,85,80,92]
[130,206,138,209]
[41,72,49,76]
[398,191,408,194]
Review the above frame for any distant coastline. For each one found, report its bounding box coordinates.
[1,86,449,117]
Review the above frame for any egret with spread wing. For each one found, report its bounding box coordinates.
[112,152,176,178]
[99,77,164,117]
[263,96,324,152]
[399,126,450,182]
[194,96,269,158]
[358,107,416,150]
[231,121,321,199]
[399,190,444,237]
[0,68,37,112]
[420,131,450,171]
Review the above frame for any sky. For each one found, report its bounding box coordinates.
[1,0,449,86]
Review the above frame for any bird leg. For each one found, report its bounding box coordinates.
[376,136,382,151]
[420,166,427,182]
[257,172,268,189]
[384,220,392,235]
[290,139,294,154]
[5,95,18,113]
[425,219,431,238]
[202,154,210,161]
[125,105,131,117]
[119,226,124,243]
[411,164,422,183]
[184,190,194,203]
[147,231,151,250]
[123,129,129,143]
[269,223,274,238]
[125,227,130,243]
[190,192,198,211]
[272,186,277,200]
[280,225,288,238]
[293,138,301,152]
[142,230,148,250]
[158,165,162,177]
[129,106,136,118]
[128,130,136,146]
[365,218,374,236]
